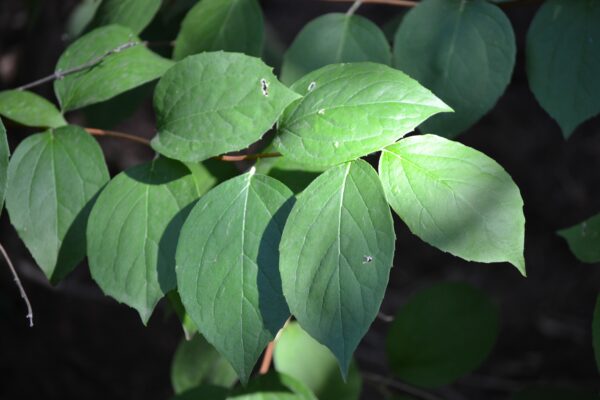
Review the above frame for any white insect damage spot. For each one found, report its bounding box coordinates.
[260,79,269,96]
[249,166,257,176]
[318,109,325,115]
[308,81,316,92]
[334,141,339,148]
[363,255,373,264]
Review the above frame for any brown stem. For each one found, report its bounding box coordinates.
[217,152,281,162]
[85,127,151,146]
[0,242,34,327]
[259,341,275,374]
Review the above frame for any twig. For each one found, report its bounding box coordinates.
[362,372,445,400]
[84,127,282,161]
[346,0,364,15]
[217,152,281,162]
[0,242,34,327]
[17,41,142,91]
[84,127,151,146]
[259,341,275,374]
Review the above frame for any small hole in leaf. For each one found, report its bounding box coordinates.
[363,255,373,264]
[261,79,269,97]
[308,81,316,91]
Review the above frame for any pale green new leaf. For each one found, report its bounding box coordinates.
[173,0,264,60]
[230,372,316,400]
[281,13,391,85]
[88,0,161,34]
[152,52,300,162]
[557,213,600,264]
[87,158,210,323]
[387,282,499,388]
[379,135,525,274]
[393,0,516,137]
[54,25,173,112]
[274,322,362,400]
[274,63,451,169]
[0,90,66,129]
[0,118,8,216]
[176,172,294,383]
[279,160,396,374]
[527,0,600,137]
[171,334,237,394]
[6,125,109,283]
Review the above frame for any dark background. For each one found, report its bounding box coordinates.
[0,1,599,399]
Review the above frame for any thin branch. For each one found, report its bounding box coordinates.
[17,41,142,91]
[259,341,275,374]
[217,152,281,162]
[84,127,151,146]
[0,242,34,327]
[346,0,364,15]
[362,372,445,400]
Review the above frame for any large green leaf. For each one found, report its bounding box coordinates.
[558,213,600,264]
[171,334,238,394]
[152,52,299,163]
[511,386,600,400]
[274,63,451,169]
[387,282,499,388]
[526,0,600,137]
[170,386,229,400]
[0,118,8,216]
[87,158,209,323]
[5,125,109,283]
[274,322,362,400]
[279,160,395,374]
[0,90,66,129]
[54,25,173,112]
[594,294,600,374]
[230,372,316,400]
[176,171,294,383]
[379,134,525,275]
[393,0,516,137]
[88,0,161,34]
[280,13,391,85]
[173,0,264,61]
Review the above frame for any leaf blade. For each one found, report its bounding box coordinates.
[393,0,516,137]
[557,213,600,264]
[0,90,67,129]
[275,63,451,169]
[88,0,161,34]
[0,118,8,216]
[379,134,525,274]
[176,172,294,383]
[152,52,300,162]
[279,160,396,374]
[6,125,109,282]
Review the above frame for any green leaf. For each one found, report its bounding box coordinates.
[526,0,600,137]
[387,282,499,388]
[87,157,208,323]
[379,134,525,275]
[393,0,516,137]
[230,372,316,400]
[171,334,238,394]
[151,52,300,163]
[54,25,173,112]
[0,90,67,129]
[170,385,229,400]
[281,13,391,85]
[88,0,161,34]
[274,63,451,169]
[0,118,8,216]
[279,160,396,374]
[65,0,101,40]
[173,0,264,61]
[594,294,600,374]
[176,171,294,383]
[274,322,362,400]
[511,386,600,400]
[558,213,600,264]
[6,125,109,283]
